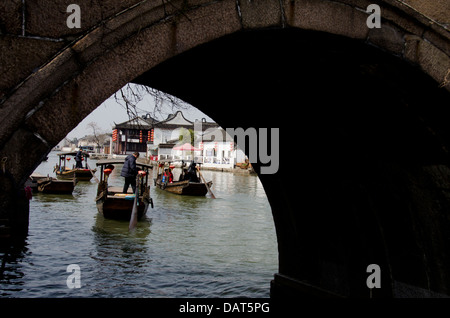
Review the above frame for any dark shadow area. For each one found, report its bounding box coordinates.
[134,28,450,297]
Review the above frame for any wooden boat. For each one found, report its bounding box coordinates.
[25,173,48,192]
[36,176,76,194]
[95,159,154,221]
[156,179,213,196]
[155,161,213,196]
[54,151,96,181]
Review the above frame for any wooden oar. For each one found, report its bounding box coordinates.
[86,163,99,184]
[129,175,140,232]
[197,166,215,199]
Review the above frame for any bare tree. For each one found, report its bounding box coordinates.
[113,83,191,122]
[86,122,108,152]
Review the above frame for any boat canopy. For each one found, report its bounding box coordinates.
[96,159,153,169]
[56,151,90,157]
[157,159,202,164]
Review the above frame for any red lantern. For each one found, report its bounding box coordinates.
[112,129,118,142]
[104,168,113,175]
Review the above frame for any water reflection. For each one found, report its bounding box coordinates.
[92,214,152,238]
[0,239,29,296]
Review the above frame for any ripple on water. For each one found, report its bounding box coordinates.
[1,152,277,298]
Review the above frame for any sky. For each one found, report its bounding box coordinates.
[66,85,214,140]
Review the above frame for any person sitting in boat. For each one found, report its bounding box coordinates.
[167,168,174,183]
[179,168,188,181]
[162,169,168,183]
[74,150,83,169]
[121,152,139,194]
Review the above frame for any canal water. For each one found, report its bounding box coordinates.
[0,152,277,297]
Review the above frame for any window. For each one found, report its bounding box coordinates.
[126,143,146,152]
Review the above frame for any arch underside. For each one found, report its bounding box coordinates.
[1,0,450,297]
[136,28,450,297]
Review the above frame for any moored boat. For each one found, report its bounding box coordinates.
[25,173,48,192]
[54,151,96,181]
[36,177,76,194]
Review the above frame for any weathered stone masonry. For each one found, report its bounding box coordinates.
[1,0,450,297]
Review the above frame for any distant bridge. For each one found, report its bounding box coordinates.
[1,0,450,298]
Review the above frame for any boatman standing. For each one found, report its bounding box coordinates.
[75,150,83,169]
[121,152,139,194]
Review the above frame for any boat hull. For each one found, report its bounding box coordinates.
[96,185,152,221]
[94,159,154,222]
[156,180,212,196]
[96,197,149,221]
[56,168,95,181]
[37,178,75,194]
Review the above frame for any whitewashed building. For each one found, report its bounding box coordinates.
[198,127,246,169]
[144,111,247,169]
[146,111,208,160]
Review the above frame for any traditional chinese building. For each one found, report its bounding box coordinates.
[147,111,218,160]
[112,111,214,156]
[111,116,157,155]
[113,111,247,168]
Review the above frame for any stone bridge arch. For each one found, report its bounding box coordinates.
[1,0,450,297]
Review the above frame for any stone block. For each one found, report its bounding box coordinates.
[401,0,450,25]
[380,2,425,35]
[24,0,144,38]
[333,0,373,9]
[284,0,369,40]
[403,33,421,63]
[368,22,405,55]
[174,0,242,54]
[238,0,283,29]
[0,0,22,35]
[423,27,450,57]
[416,39,450,90]
[0,36,65,99]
